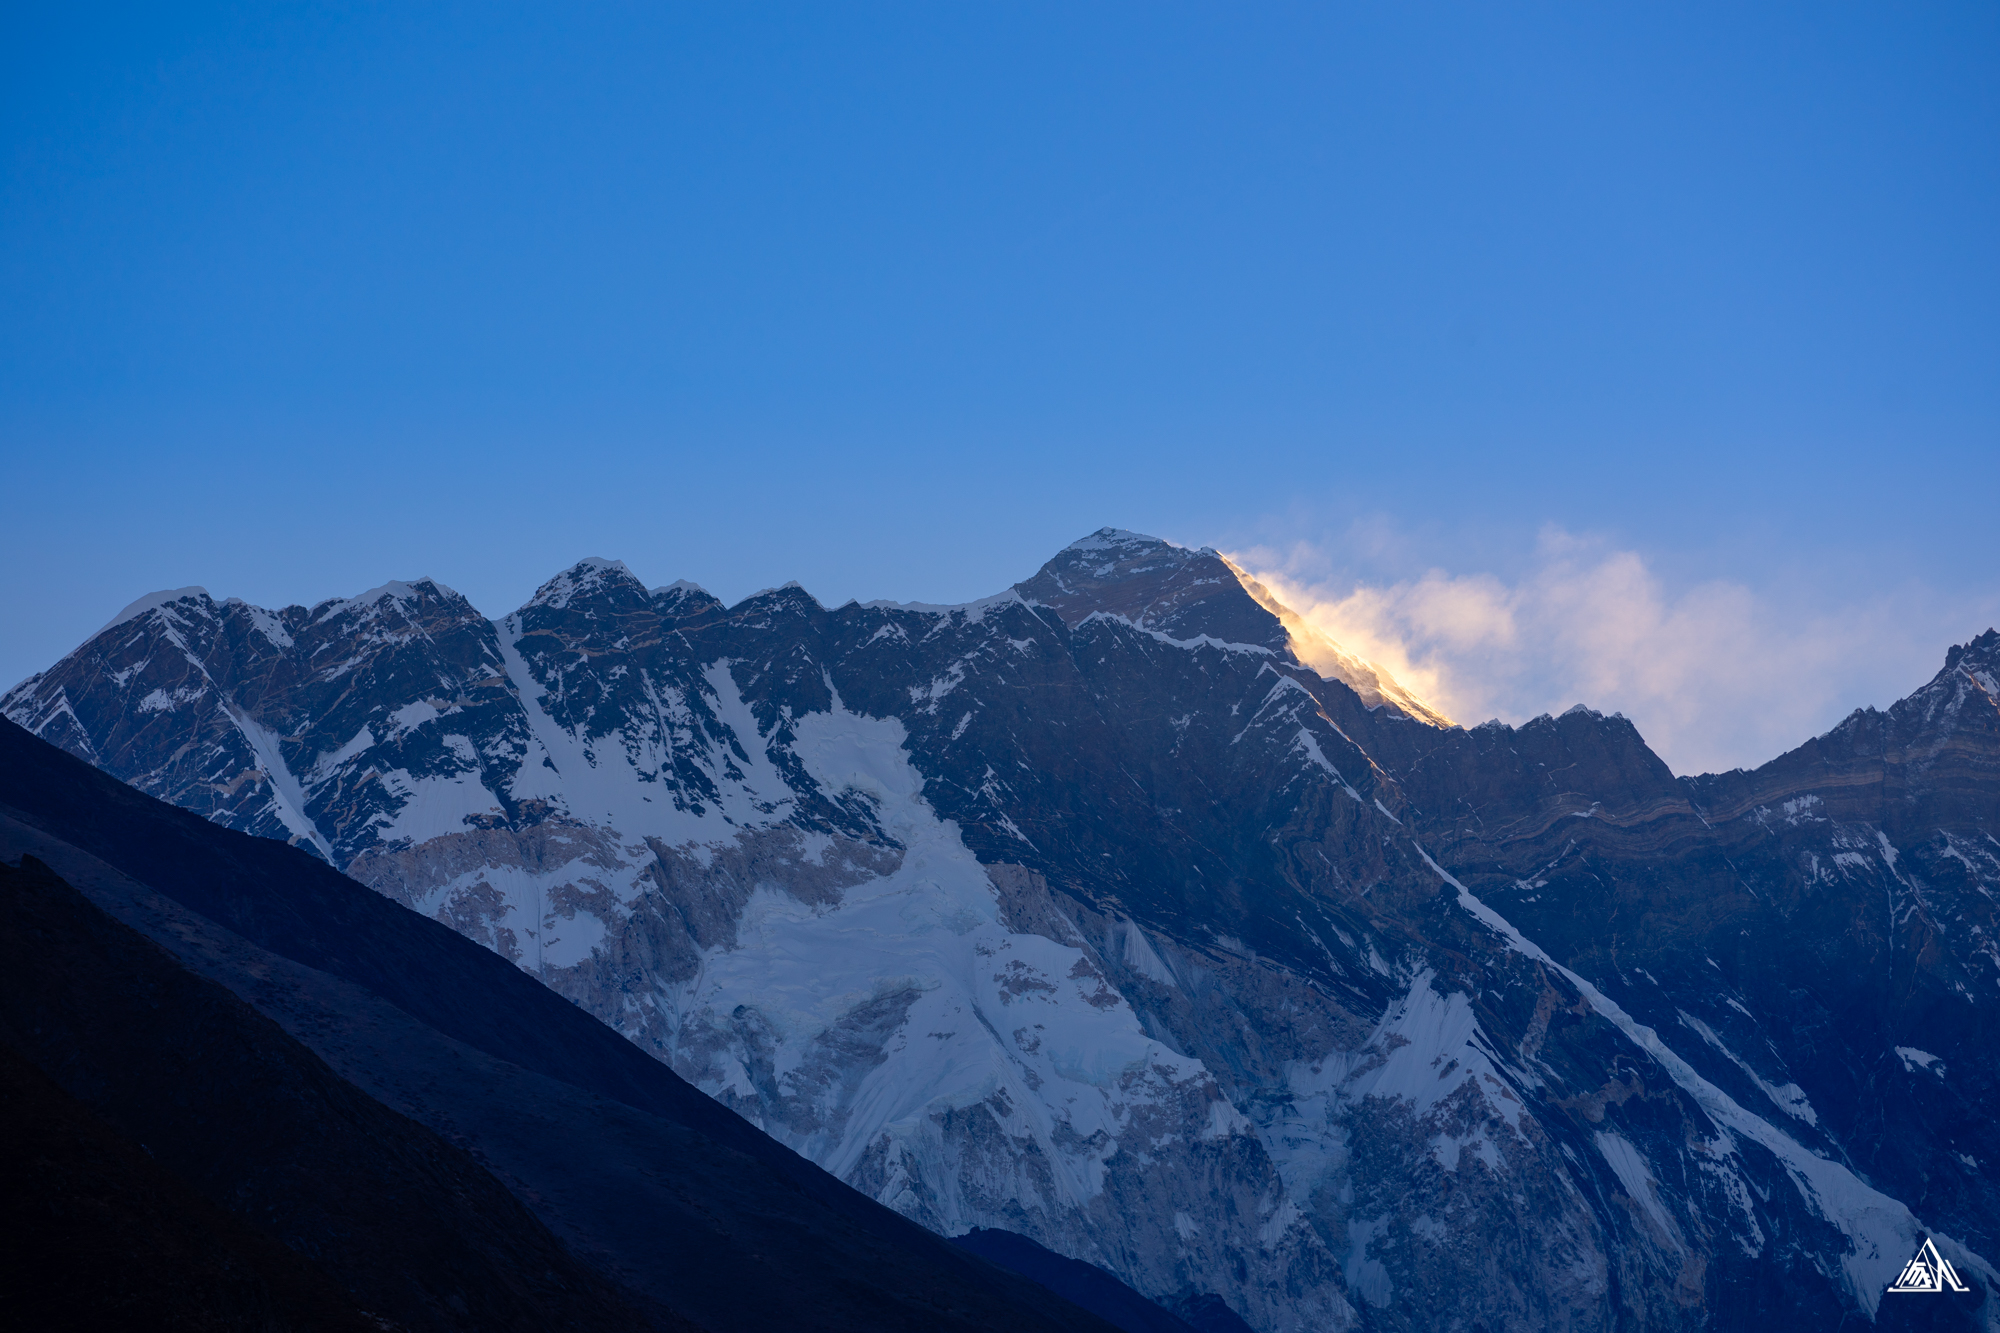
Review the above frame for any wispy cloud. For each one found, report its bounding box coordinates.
[1233,527,1996,776]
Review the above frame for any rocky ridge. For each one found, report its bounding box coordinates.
[8,530,1996,1331]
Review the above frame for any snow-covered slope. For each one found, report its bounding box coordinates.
[9,532,1997,1332]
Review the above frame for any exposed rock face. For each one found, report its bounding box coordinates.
[9,531,1997,1331]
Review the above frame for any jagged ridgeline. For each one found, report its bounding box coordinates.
[9,529,2000,1332]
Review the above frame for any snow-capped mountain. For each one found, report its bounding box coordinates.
[9,529,1997,1331]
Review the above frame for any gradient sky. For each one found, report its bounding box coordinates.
[4,3,1996,773]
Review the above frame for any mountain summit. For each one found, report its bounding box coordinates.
[7,533,1996,1332]
[1013,528,1450,724]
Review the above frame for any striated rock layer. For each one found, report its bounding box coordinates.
[9,529,1998,1331]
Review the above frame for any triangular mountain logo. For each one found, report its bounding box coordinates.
[1887,1237,1971,1294]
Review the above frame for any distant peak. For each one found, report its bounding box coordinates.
[523,557,647,611]
[547,556,641,589]
[310,578,464,625]
[1059,527,1182,556]
[94,587,213,638]
[861,589,1024,620]
[355,577,458,601]
[1015,530,1286,652]
[1028,530,1202,592]
[651,578,711,599]
[735,581,824,610]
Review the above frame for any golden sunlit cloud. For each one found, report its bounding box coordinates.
[1227,527,1994,776]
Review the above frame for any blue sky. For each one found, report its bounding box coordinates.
[4,3,1995,772]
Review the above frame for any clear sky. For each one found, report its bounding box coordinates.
[4,3,1996,773]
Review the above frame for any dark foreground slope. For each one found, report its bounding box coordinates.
[952,1228,1209,1333]
[0,717,1124,1333]
[0,852,659,1333]
[0,1037,378,1333]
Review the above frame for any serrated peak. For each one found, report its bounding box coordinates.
[1945,628,2000,672]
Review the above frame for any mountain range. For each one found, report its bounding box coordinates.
[6,527,1996,1331]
